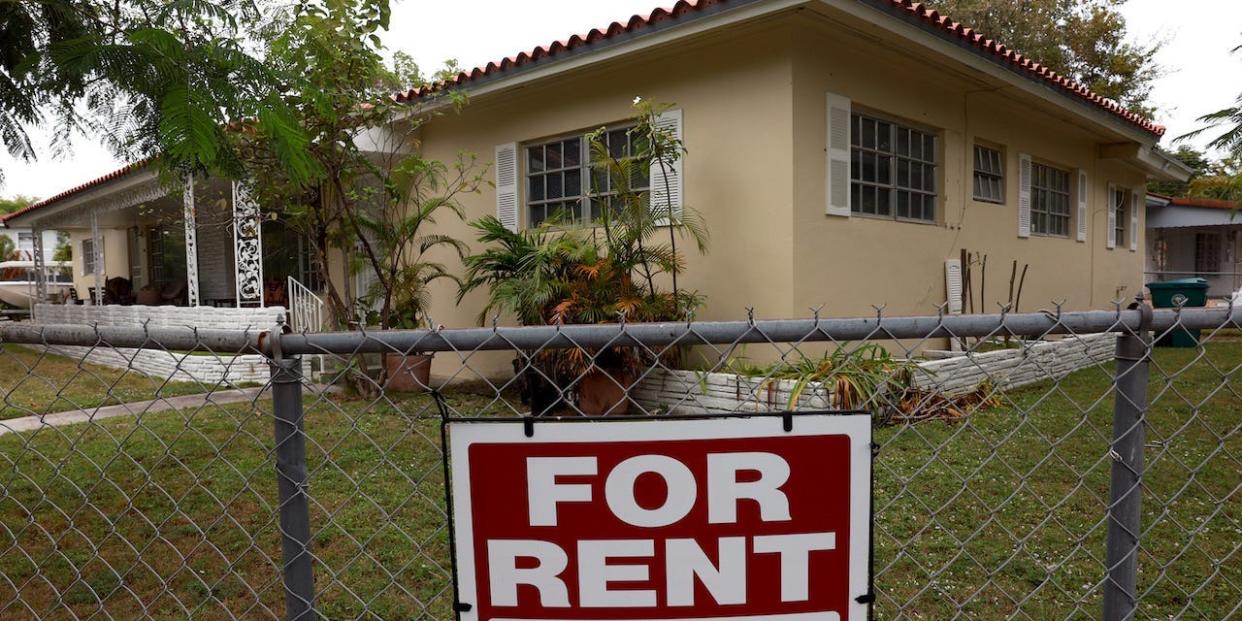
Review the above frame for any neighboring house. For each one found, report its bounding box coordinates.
[1146,194,1241,298]
[7,0,1190,348]
[0,217,60,263]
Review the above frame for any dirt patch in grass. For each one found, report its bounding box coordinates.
[0,345,1234,619]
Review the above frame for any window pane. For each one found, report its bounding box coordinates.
[546,142,563,170]
[563,139,581,167]
[851,183,861,212]
[877,188,891,215]
[564,169,582,197]
[878,155,891,184]
[592,167,609,195]
[529,176,544,202]
[851,115,861,147]
[877,122,892,151]
[862,118,876,149]
[609,129,628,159]
[862,153,876,183]
[862,185,876,214]
[851,150,861,180]
[530,204,546,226]
[547,171,563,199]
[529,146,545,173]
[896,191,910,218]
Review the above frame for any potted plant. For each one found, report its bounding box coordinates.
[459,100,708,414]
[352,154,482,392]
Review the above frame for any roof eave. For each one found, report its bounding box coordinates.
[838,0,1164,143]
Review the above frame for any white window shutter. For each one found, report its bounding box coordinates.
[825,92,852,217]
[495,142,518,232]
[1017,153,1032,238]
[1106,182,1117,249]
[1077,170,1089,242]
[1130,189,1141,252]
[945,259,963,314]
[650,108,684,223]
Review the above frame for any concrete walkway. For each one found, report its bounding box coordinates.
[0,387,271,435]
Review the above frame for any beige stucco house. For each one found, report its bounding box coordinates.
[9,0,1189,367]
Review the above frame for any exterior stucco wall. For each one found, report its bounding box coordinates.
[67,228,130,299]
[315,12,1158,377]
[789,19,1148,320]
[408,19,798,378]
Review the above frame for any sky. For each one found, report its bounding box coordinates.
[1,0,1239,201]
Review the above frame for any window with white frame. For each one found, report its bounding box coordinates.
[525,126,649,227]
[1195,232,1221,276]
[17,232,34,255]
[1030,162,1071,237]
[850,113,937,222]
[973,145,1004,203]
[82,238,97,275]
[1112,187,1128,248]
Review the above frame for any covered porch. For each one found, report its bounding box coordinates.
[1146,195,1242,298]
[14,166,328,331]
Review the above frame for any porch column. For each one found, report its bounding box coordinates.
[232,181,264,307]
[31,227,45,304]
[183,176,201,307]
[90,210,104,305]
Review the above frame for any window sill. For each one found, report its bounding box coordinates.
[1028,232,1073,240]
[848,212,940,226]
[525,220,683,232]
[972,197,1005,205]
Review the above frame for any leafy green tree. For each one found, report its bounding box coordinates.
[235,0,468,331]
[925,0,1159,114]
[1148,146,1213,197]
[0,195,36,215]
[1,0,313,186]
[53,233,72,262]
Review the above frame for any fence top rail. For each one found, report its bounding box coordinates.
[2,304,1237,354]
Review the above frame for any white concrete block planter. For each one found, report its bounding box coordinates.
[632,333,1115,415]
[33,304,292,385]
[41,345,278,385]
[912,333,1115,397]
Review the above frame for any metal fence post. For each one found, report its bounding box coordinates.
[1102,299,1152,621]
[270,354,316,621]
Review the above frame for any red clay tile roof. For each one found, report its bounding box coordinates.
[21,0,1167,219]
[394,0,1165,137]
[1166,196,1240,211]
[3,159,153,224]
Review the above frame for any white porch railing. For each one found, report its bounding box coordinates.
[287,276,325,333]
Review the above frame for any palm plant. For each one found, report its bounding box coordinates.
[457,100,709,412]
[352,154,480,330]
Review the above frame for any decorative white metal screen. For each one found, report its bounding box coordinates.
[231,181,265,308]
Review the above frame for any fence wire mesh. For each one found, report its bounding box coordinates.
[0,303,1236,620]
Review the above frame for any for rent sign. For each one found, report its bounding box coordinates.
[447,414,871,621]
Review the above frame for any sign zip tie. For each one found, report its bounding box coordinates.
[523,416,535,438]
[453,602,473,612]
[855,591,876,604]
[782,410,794,432]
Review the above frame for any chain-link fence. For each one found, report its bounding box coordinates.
[0,301,1237,620]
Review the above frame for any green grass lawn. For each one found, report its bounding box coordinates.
[0,344,1235,620]
[0,346,218,421]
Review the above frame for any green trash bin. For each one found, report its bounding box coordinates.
[1146,278,1210,347]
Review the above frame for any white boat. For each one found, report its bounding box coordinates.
[0,260,72,309]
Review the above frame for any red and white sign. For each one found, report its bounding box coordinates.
[447,414,871,621]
